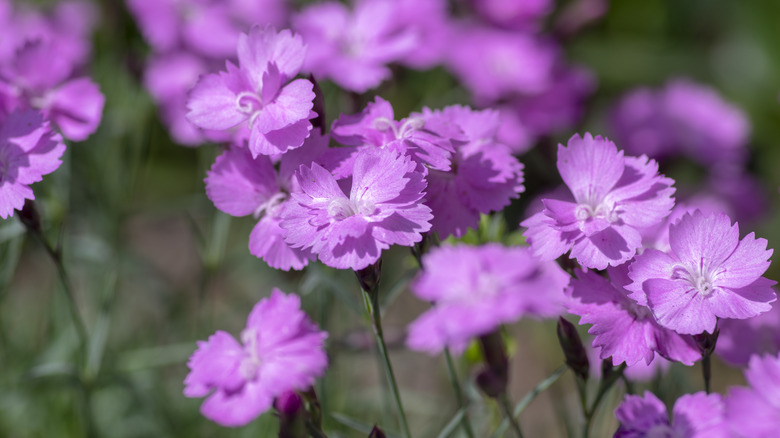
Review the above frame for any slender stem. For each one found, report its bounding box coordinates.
[702,353,712,394]
[362,288,412,438]
[443,348,475,438]
[498,392,524,438]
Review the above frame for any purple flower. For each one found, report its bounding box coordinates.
[615,391,726,438]
[610,79,750,166]
[420,105,525,239]
[0,39,105,141]
[394,0,450,69]
[470,0,552,30]
[725,353,780,437]
[330,97,455,175]
[184,289,328,427]
[0,110,66,219]
[627,210,776,335]
[521,133,675,270]
[280,147,432,271]
[292,0,417,93]
[444,23,557,104]
[406,243,569,354]
[567,265,700,367]
[186,26,315,157]
[205,132,344,270]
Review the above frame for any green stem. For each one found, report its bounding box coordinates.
[498,392,524,438]
[702,353,712,394]
[443,348,475,438]
[362,288,412,438]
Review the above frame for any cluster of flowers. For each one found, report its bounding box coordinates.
[610,79,765,224]
[0,0,104,219]
[127,0,593,153]
[185,26,526,271]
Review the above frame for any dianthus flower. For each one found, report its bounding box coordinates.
[615,391,726,438]
[567,265,700,367]
[280,147,432,270]
[406,243,569,354]
[0,110,66,219]
[292,0,417,93]
[184,289,328,427]
[627,210,776,335]
[419,105,525,238]
[205,132,346,270]
[0,39,104,142]
[330,96,456,176]
[725,353,780,437]
[521,133,675,270]
[187,26,315,157]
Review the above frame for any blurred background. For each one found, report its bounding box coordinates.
[2,0,780,436]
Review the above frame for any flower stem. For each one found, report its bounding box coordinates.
[443,348,475,438]
[582,363,626,438]
[357,264,412,438]
[498,392,525,438]
[702,353,712,394]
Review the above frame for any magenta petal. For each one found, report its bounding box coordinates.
[672,393,727,438]
[717,232,773,289]
[252,78,314,134]
[708,279,775,320]
[237,27,306,87]
[250,118,313,157]
[249,213,313,271]
[521,211,571,261]
[47,77,104,141]
[725,387,780,438]
[627,249,677,306]
[204,148,278,216]
[186,66,250,131]
[668,211,739,271]
[614,392,668,434]
[200,383,273,427]
[184,331,246,398]
[645,278,716,335]
[557,133,624,202]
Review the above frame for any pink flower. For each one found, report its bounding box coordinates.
[407,243,569,354]
[725,353,780,437]
[628,210,776,335]
[280,147,432,270]
[521,133,675,270]
[184,289,328,427]
[186,26,315,157]
[615,391,727,438]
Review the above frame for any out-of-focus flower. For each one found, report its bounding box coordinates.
[611,79,750,166]
[187,26,315,157]
[292,0,417,93]
[615,391,727,438]
[184,289,327,427]
[521,133,675,270]
[281,147,432,270]
[627,211,776,335]
[444,23,557,104]
[725,353,780,437]
[496,65,595,154]
[470,0,552,30]
[406,243,569,354]
[567,265,700,367]
[0,110,66,219]
[420,105,525,239]
[716,302,780,366]
[331,96,455,175]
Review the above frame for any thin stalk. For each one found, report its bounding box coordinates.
[702,353,712,394]
[498,392,524,438]
[443,348,475,438]
[363,288,412,438]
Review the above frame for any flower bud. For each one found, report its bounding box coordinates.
[355,259,382,294]
[557,316,589,381]
[368,425,387,438]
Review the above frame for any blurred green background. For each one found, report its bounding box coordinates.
[1,0,780,436]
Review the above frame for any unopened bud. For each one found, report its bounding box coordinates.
[19,199,41,233]
[476,330,508,398]
[368,425,387,438]
[275,391,306,438]
[309,74,326,134]
[694,328,720,356]
[557,317,589,381]
[355,259,382,294]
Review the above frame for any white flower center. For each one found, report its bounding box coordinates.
[327,198,375,220]
[671,259,717,296]
[574,202,619,223]
[372,116,425,140]
[253,192,287,220]
[239,328,262,380]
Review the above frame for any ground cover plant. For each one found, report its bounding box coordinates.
[2,0,780,437]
